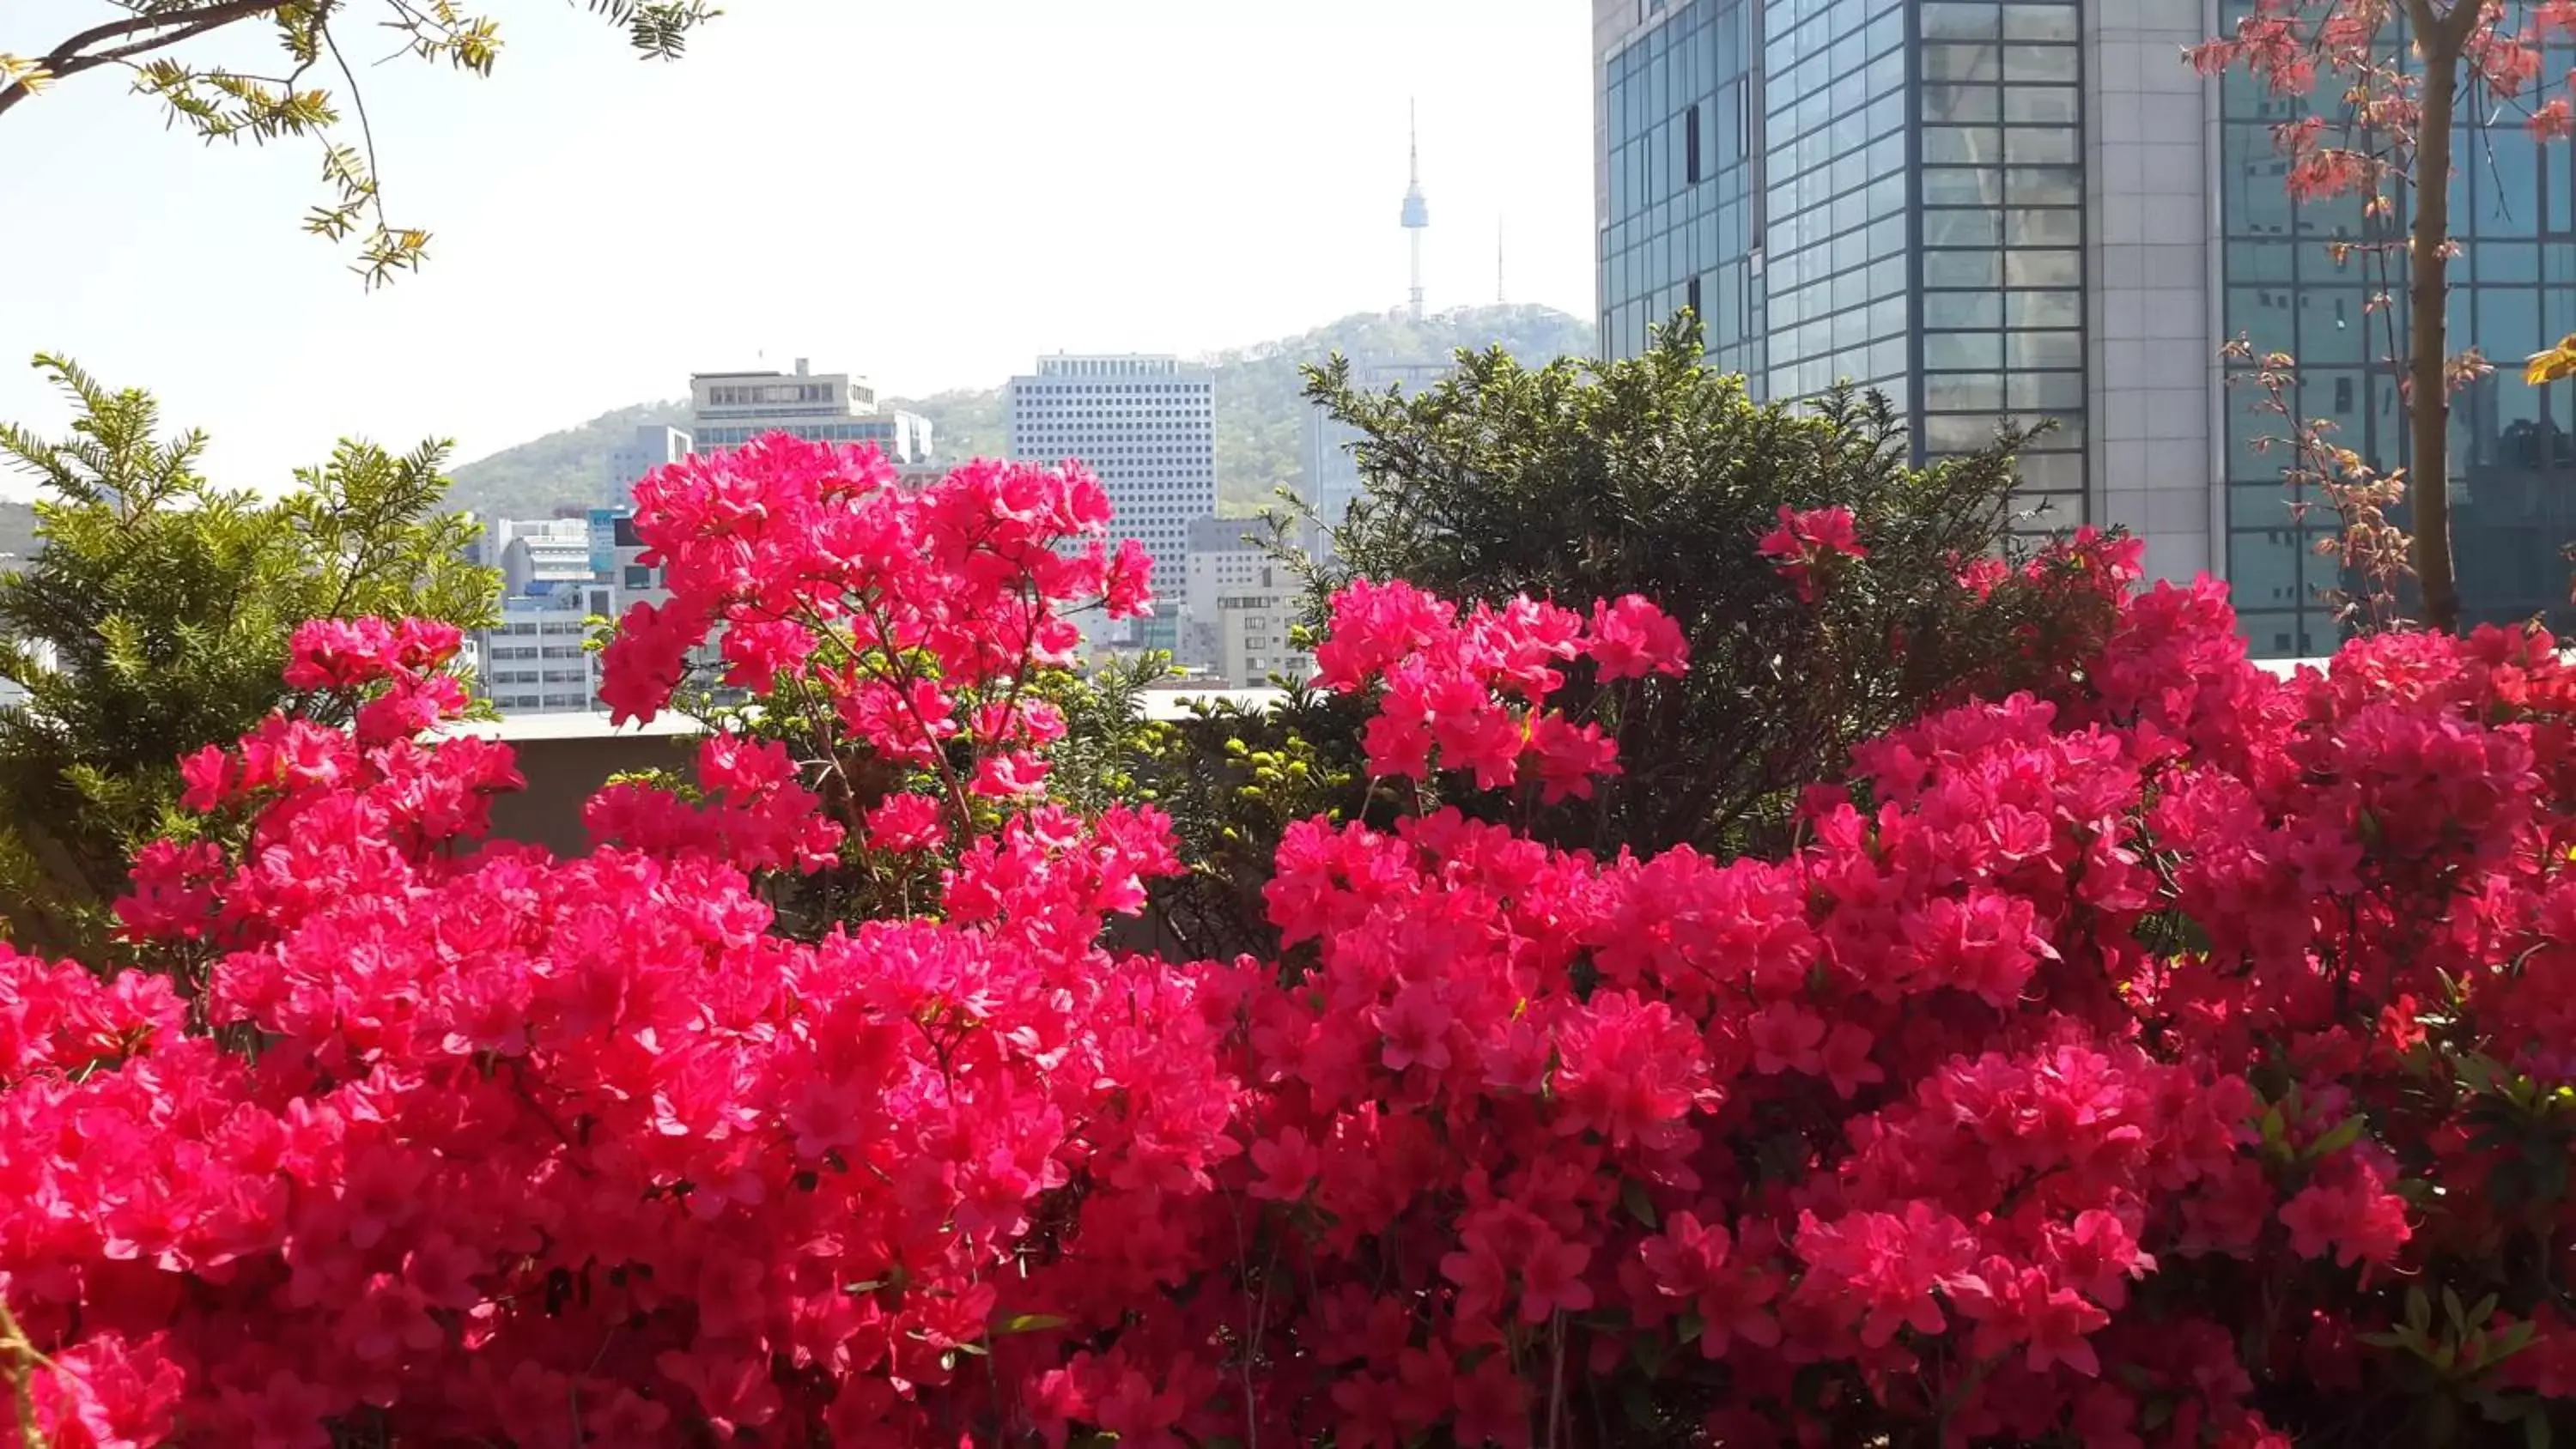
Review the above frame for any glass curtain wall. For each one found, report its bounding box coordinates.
[1914,0,2089,520]
[2218,0,2576,656]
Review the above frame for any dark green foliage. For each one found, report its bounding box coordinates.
[0,355,497,955]
[1308,319,2099,859]
[1305,318,2108,859]
[1129,686,1371,962]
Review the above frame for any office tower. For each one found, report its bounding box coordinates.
[1596,0,2576,657]
[688,360,934,464]
[1005,355,1217,609]
[608,425,691,506]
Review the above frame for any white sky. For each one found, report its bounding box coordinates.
[0,0,1595,488]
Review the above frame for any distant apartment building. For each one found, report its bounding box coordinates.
[476,578,615,716]
[1181,515,1265,676]
[690,361,934,464]
[1005,355,1217,608]
[1179,516,1309,688]
[498,523,594,598]
[588,506,661,601]
[1300,361,1450,560]
[464,513,630,716]
[608,424,691,506]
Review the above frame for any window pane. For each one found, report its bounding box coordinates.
[1924,127,2002,164]
[1924,84,2002,124]
[2003,87,2080,124]
[2005,249,2081,285]
[1925,44,2002,82]
[2006,331,2083,369]
[1926,209,2003,246]
[2006,165,2083,205]
[1926,414,2006,451]
[1927,373,2008,409]
[1924,168,2005,205]
[1922,3,2002,39]
[2006,208,2083,246]
[2002,7,2080,41]
[1927,333,2006,369]
[1926,250,2005,287]
[2004,127,2080,163]
[2008,372,2087,410]
[2003,45,2081,83]
[2007,290,2084,327]
[1925,292,2004,328]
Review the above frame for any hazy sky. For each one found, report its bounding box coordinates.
[0,1,1595,489]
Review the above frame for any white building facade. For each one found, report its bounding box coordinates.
[476,579,615,716]
[608,425,692,506]
[1005,355,1217,606]
[689,361,933,463]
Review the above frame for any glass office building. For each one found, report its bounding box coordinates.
[2215,3,2576,656]
[1594,0,2576,658]
[1598,0,2092,521]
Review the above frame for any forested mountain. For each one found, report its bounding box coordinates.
[447,305,1598,522]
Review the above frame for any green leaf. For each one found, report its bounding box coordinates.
[993,1313,1068,1336]
[2310,1113,2367,1160]
[2529,1404,2554,1449]
[1629,1333,1671,1379]
[2490,1319,2539,1366]
[1621,1177,1659,1229]
[2259,1102,2288,1148]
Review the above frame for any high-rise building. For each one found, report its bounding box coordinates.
[1595,0,2576,658]
[1301,361,1451,561]
[1180,516,1309,688]
[476,582,614,715]
[1595,0,2122,543]
[608,424,691,506]
[689,360,934,464]
[469,515,619,715]
[1005,354,1217,607]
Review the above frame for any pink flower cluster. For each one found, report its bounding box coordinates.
[5,440,2575,1446]
[1311,579,1686,801]
[598,434,1151,797]
[1755,504,1868,603]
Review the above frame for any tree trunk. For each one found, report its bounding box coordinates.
[2406,8,2470,635]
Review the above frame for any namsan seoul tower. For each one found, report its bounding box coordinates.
[1400,99,1430,320]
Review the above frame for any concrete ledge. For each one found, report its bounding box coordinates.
[465,666,2373,857]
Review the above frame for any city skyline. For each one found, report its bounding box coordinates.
[0,0,1594,493]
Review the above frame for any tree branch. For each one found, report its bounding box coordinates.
[0,0,292,118]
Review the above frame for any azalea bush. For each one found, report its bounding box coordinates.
[1307,324,2122,861]
[3,438,2575,1446]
